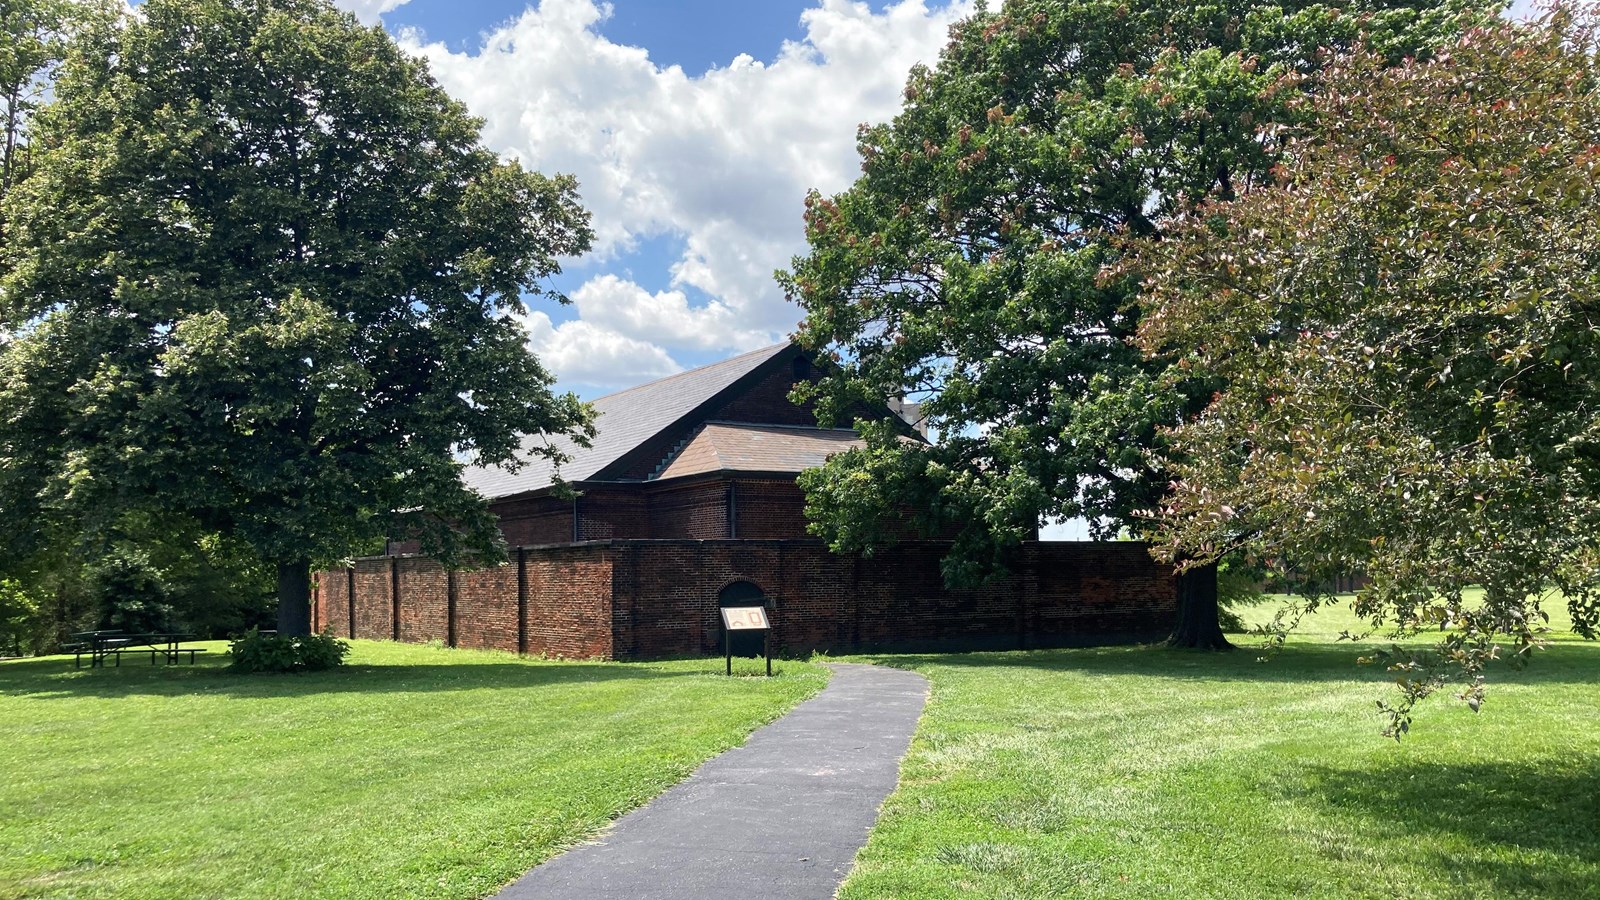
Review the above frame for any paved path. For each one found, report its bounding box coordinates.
[493,663,929,900]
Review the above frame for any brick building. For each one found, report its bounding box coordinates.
[314,343,1178,659]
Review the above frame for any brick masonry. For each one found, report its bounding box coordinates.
[314,539,1177,660]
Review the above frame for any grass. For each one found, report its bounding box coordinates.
[839,596,1600,899]
[0,641,825,900]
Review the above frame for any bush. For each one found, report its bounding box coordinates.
[0,579,45,657]
[91,549,175,633]
[229,628,349,674]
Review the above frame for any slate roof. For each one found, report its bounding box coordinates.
[461,342,795,500]
[654,423,867,481]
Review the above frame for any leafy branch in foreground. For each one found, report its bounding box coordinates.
[1132,8,1600,736]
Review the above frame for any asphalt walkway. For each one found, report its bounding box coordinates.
[492,662,929,900]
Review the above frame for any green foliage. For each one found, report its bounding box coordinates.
[0,0,114,205]
[228,627,349,673]
[1133,10,1600,734]
[0,507,273,654]
[89,547,174,633]
[783,0,1499,586]
[0,0,595,635]
[0,578,42,655]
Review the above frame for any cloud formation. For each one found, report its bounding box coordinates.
[517,308,683,389]
[335,0,414,25]
[396,0,971,390]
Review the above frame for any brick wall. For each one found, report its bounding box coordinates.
[524,544,615,657]
[394,557,449,644]
[576,491,649,541]
[454,561,521,652]
[351,558,394,640]
[495,495,576,546]
[610,541,1174,658]
[319,540,1175,660]
[647,480,729,538]
[313,567,352,637]
[484,476,812,544]
[730,479,809,539]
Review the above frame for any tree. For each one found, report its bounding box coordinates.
[1132,9,1600,734]
[0,577,43,656]
[782,0,1498,648]
[0,0,594,637]
[0,0,114,203]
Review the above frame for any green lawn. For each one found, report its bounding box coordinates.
[841,598,1600,899]
[0,642,825,900]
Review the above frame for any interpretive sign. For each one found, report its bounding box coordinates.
[720,606,769,631]
[721,604,773,676]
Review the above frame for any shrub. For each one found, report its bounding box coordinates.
[90,549,174,633]
[229,628,349,674]
[0,579,44,657]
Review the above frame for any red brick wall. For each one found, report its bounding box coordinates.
[312,569,351,636]
[454,562,521,652]
[351,558,394,640]
[577,491,649,541]
[395,557,450,644]
[648,480,729,538]
[609,541,1175,658]
[320,540,1176,661]
[730,479,809,539]
[495,495,575,546]
[524,545,615,657]
[487,476,810,542]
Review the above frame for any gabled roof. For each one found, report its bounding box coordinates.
[654,423,867,481]
[462,342,796,500]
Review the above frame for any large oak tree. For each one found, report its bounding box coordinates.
[0,0,593,636]
[782,0,1499,647]
[1134,10,1600,733]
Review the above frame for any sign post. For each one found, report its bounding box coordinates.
[720,605,772,676]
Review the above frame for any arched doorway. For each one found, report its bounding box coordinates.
[718,580,768,658]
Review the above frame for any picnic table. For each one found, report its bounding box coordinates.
[65,631,209,668]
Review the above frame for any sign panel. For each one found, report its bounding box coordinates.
[721,606,770,631]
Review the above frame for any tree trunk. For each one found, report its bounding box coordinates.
[276,560,312,637]
[1167,560,1232,650]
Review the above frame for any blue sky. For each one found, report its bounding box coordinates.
[337,0,1542,402]
[381,0,824,69]
[328,0,970,399]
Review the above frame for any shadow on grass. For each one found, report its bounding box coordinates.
[852,639,1600,686]
[0,653,731,701]
[1297,757,1600,895]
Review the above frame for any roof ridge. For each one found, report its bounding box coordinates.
[699,421,858,433]
[591,342,792,405]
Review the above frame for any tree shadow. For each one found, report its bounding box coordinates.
[1289,757,1600,895]
[849,639,1600,685]
[0,652,733,701]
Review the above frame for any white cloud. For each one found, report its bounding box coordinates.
[571,274,774,352]
[399,0,972,381]
[517,308,683,390]
[333,0,413,25]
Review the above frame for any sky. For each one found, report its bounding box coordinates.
[327,0,1545,400]
[323,0,973,399]
[320,1,1539,542]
